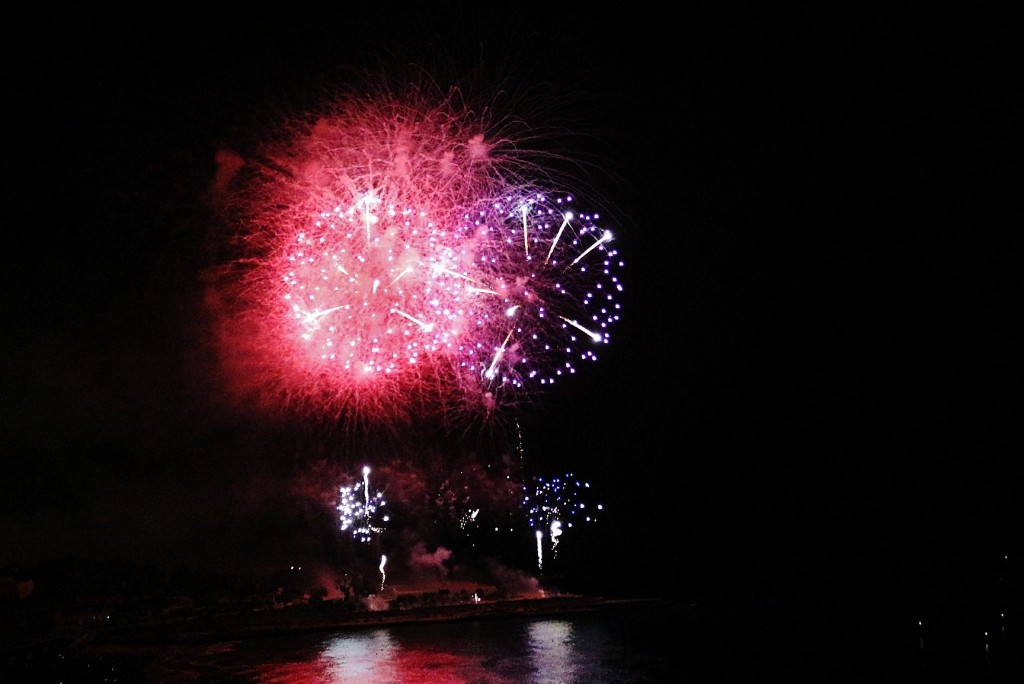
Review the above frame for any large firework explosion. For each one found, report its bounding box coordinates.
[200,67,622,587]
[204,72,624,432]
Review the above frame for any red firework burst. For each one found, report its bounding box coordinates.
[205,77,623,427]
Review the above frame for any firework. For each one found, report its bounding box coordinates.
[435,458,525,547]
[453,193,622,404]
[523,473,602,568]
[206,76,624,426]
[338,466,390,543]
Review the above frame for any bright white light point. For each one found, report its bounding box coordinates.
[506,305,520,317]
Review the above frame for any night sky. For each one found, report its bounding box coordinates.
[3,6,1017,600]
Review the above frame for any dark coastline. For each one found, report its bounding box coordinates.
[83,595,665,649]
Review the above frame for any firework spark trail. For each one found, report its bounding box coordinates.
[535,529,544,571]
[363,466,371,510]
[208,79,624,426]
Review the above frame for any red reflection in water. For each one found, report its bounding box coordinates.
[251,627,519,683]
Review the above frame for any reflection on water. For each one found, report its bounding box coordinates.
[527,618,621,683]
[244,620,613,684]
[321,629,395,680]
[310,627,504,683]
[145,610,668,683]
[528,620,578,684]
[80,599,1020,683]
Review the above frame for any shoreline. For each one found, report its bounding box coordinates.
[83,595,665,649]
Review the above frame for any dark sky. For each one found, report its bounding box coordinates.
[3,6,1017,599]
